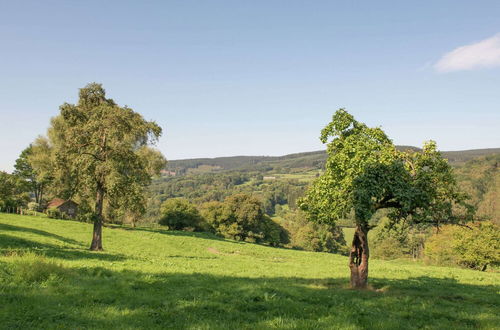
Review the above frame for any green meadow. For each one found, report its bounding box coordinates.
[1,213,499,329]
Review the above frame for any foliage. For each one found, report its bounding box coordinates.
[47,207,65,219]
[14,141,53,204]
[425,222,500,271]
[0,171,30,210]
[166,147,499,175]
[146,170,308,226]
[299,109,474,287]
[452,222,500,270]
[41,83,166,249]
[200,194,289,246]
[27,202,40,211]
[371,217,429,260]
[0,214,499,329]
[423,226,459,266]
[280,210,347,253]
[299,109,397,225]
[159,198,206,231]
[453,154,499,225]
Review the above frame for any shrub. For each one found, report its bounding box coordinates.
[281,210,347,254]
[424,226,459,266]
[452,222,500,271]
[47,207,63,219]
[371,217,429,260]
[27,202,39,211]
[76,212,95,223]
[424,221,500,271]
[372,237,407,260]
[159,198,206,231]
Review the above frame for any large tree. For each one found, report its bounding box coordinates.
[47,83,166,250]
[300,109,473,288]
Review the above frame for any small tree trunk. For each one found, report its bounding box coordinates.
[349,224,369,289]
[90,183,104,251]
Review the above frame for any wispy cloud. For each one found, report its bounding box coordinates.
[434,33,500,72]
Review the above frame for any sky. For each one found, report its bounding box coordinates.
[1,1,500,172]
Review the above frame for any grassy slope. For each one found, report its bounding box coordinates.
[1,214,499,329]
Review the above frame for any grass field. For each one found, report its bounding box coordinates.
[1,213,499,329]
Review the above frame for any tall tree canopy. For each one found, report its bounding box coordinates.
[300,109,473,288]
[47,83,166,250]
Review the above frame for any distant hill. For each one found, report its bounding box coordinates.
[166,147,500,175]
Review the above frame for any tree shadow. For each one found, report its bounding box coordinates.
[0,266,498,329]
[0,233,62,251]
[0,223,83,246]
[0,233,126,262]
[123,226,246,245]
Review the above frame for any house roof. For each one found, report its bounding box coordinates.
[47,198,78,208]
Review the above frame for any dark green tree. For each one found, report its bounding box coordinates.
[0,172,30,210]
[200,194,288,246]
[300,109,473,288]
[159,198,205,230]
[13,140,53,204]
[46,83,166,250]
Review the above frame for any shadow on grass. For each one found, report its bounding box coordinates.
[0,223,83,246]
[123,226,246,244]
[0,264,498,329]
[0,233,127,262]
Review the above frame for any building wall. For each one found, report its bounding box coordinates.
[59,202,78,218]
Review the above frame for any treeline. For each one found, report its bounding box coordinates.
[165,146,500,175]
[145,171,308,222]
[144,151,500,270]
[454,154,499,225]
[157,194,346,253]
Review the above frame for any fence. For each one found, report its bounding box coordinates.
[0,206,41,217]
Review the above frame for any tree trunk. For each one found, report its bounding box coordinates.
[90,183,104,251]
[349,224,369,289]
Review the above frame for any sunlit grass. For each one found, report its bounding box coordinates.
[1,213,499,329]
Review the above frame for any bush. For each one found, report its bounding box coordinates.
[159,198,206,231]
[453,222,500,271]
[281,210,347,254]
[47,207,64,219]
[424,222,500,271]
[372,237,407,260]
[371,217,429,260]
[27,202,39,211]
[424,226,459,266]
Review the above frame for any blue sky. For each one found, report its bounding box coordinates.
[1,1,499,172]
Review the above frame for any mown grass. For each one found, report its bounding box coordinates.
[0,213,499,329]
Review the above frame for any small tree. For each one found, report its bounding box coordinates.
[300,109,473,288]
[0,171,30,210]
[13,142,53,204]
[160,198,205,230]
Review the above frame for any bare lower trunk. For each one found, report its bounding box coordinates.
[90,184,104,251]
[349,224,369,289]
